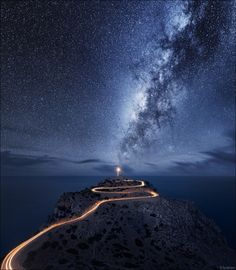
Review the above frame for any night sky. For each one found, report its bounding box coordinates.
[1,1,235,176]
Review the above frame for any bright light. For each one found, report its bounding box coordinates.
[115,166,121,176]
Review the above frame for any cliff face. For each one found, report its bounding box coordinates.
[23,179,235,270]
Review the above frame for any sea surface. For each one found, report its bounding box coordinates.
[1,176,235,257]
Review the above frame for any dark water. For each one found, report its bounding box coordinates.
[1,176,235,257]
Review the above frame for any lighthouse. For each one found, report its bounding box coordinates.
[115,166,121,177]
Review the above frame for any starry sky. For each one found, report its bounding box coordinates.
[1,0,235,176]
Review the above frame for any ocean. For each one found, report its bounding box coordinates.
[1,176,235,257]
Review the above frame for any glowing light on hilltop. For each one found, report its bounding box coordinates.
[115,166,121,176]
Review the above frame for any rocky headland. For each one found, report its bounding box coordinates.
[22,178,235,270]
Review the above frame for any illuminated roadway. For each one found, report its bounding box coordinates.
[1,179,159,270]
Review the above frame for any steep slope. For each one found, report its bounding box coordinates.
[21,179,235,270]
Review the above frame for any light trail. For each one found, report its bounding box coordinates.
[1,179,159,270]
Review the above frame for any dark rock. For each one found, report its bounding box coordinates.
[23,178,236,270]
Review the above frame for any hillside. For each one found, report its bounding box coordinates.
[21,178,235,270]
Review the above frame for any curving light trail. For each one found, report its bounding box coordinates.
[1,179,159,270]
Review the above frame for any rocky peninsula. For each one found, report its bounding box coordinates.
[21,178,235,270]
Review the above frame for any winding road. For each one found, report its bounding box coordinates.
[1,179,159,270]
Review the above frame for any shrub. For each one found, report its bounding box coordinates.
[77,242,89,249]
[58,258,68,264]
[66,248,78,255]
[91,259,105,267]
[71,234,77,240]
[62,239,68,246]
[88,233,102,243]
[41,241,51,250]
[135,238,143,247]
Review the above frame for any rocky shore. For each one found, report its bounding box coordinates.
[23,178,235,270]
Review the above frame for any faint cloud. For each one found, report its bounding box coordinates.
[75,159,102,164]
[1,151,52,167]
[170,149,235,176]
[144,162,158,168]
[0,150,105,175]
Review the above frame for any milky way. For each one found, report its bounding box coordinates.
[1,0,235,176]
[120,0,234,161]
